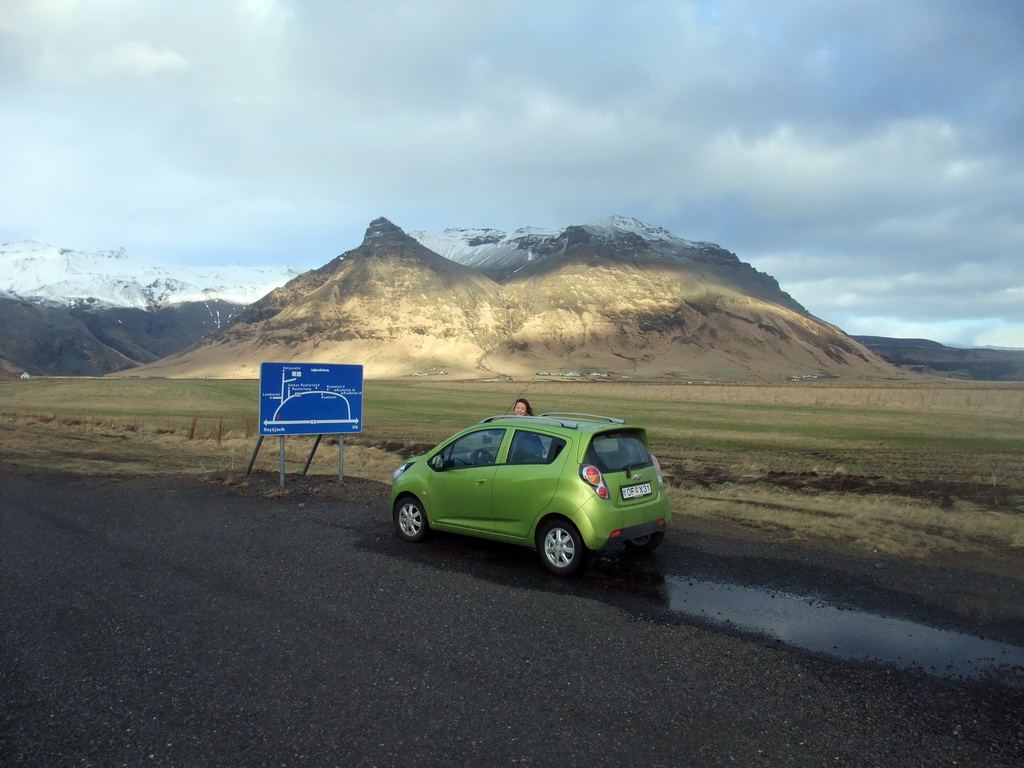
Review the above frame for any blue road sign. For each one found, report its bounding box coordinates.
[259,363,363,436]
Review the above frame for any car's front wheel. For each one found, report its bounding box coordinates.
[537,519,588,576]
[393,495,430,542]
[623,531,664,553]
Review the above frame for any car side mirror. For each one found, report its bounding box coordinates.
[429,454,447,471]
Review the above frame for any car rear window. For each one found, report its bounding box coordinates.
[584,431,652,473]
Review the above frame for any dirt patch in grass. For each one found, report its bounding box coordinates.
[670,463,1022,512]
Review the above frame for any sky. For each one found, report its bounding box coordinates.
[1,0,1022,348]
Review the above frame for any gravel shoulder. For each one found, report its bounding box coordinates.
[2,461,1023,767]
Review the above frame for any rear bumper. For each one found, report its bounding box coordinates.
[595,517,667,550]
[573,492,670,550]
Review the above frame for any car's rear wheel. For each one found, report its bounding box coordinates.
[537,519,588,576]
[394,495,430,542]
[623,531,664,553]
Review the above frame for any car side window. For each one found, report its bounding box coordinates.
[435,428,505,469]
[507,430,567,465]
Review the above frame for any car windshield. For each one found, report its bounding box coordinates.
[584,431,652,473]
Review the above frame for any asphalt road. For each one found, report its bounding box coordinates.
[2,466,1022,767]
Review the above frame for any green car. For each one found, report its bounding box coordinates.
[390,413,670,575]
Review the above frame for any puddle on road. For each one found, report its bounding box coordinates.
[666,576,1024,685]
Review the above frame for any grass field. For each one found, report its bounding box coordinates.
[2,377,1022,571]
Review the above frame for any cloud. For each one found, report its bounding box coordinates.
[90,41,188,77]
[0,0,1022,347]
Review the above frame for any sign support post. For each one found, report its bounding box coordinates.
[301,435,323,476]
[279,436,286,486]
[246,436,265,475]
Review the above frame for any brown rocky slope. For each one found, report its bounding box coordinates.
[122,218,907,381]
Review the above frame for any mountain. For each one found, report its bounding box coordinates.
[0,240,297,309]
[0,295,138,377]
[0,240,299,376]
[123,218,506,379]
[411,216,788,291]
[127,217,906,382]
[853,336,1024,381]
[428,217,890,380]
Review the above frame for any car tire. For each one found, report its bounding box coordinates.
[537,519,588,576]
[394,495,430,542]
[623,531,664,553]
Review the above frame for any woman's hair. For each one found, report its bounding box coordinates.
[515,397,534,416]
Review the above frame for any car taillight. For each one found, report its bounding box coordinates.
[580,464,609,499]
[652,455,664,488]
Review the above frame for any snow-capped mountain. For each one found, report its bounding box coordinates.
[410,215,728,280]
[132,215,895,381]
[0,240,300,310]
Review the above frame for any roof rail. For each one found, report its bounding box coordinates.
[539,412,625,425]
[478,413,627,429]
[478,414,577,428]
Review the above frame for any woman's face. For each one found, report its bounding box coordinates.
[514,401,528,416]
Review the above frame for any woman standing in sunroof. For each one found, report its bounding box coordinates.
[513,398,533,416]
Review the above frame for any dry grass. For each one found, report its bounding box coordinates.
[1,378,1022,573]
[671,485,1023,560]
[419,378,1024,417]
[0,411,398,483]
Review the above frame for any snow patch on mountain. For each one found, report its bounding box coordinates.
[0,240,300,310]
[410,215,725,277]
[585,215,681,244]
[410,225,562,275]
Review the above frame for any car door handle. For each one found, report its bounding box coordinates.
[476,479,487,485]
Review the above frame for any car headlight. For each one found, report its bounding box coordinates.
[392,461,414,482]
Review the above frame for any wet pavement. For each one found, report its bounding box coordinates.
[663,575,1024,686]
[404,522,1024,687]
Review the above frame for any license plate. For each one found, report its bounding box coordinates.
[621,482,652,500]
